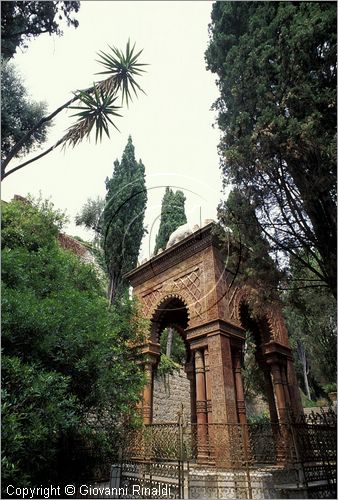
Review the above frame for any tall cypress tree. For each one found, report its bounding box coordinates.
[206,1,337,297]
[154,187,187,255]
[102,136,147,305]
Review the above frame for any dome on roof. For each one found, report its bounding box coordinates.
[166,223,200,249]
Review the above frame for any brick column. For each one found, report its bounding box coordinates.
[185,359,196,424]
[233,349,247,425]
[207,333,237,423]
[143,361,154,424]
[262,367,279,424]
[141,343,160,425]
[194,349,209,463]
[204,349,212,424]
[204,348,214,464]
[261,365,286,462]
[270,361,287,422]
[207,333,237,467]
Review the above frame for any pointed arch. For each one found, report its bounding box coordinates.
[149,293,190,344]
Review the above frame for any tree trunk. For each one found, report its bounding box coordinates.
[297,340,311,400]
[288,160,337,298]
[303,364,311,401]
[108,275,116,308]
[166,327,174,358]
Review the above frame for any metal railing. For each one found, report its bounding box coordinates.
[72,409,336,498]
[117,410,337,499]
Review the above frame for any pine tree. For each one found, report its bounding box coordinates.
[102,136,147,305]
[206,1,337,297]
[154,188,187,255]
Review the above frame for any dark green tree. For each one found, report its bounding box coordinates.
[218,188,282,305]
[101,136,147,305]
[1,1,80,59]
[206,1,337,297]
[154,188,187,255]
[1,198,145,490]
[1,62,49,161]
[283,258,337,399]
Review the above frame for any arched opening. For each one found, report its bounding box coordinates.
[150,296,193,423]
[239,301,277,423]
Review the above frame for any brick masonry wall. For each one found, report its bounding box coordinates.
[153,366,191,423]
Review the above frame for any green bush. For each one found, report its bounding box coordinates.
[160,328,186,364]
[157,354,180,378]
[1,199,145,490]
[247,413,270,425]
[322,383,337,394]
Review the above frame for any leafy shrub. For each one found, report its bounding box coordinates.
[322,383,337,394]
[1,199,145,490]
[247,413,270,425]
[157,354,180,378]
[160,328,186,364]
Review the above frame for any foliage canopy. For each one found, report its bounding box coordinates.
[1,62,49,162]
[1,1,80,59]
[283,258,336,399]
[101,136,147,304]
[1,198,145,489]
[206,1,337,297]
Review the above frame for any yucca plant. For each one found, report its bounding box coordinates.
[1,40,147,180]
[96,40,146,105]
[64,87,122,147]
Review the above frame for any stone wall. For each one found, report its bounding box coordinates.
[153,366,191,423]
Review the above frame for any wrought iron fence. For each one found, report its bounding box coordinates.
[289,408,337,499]
[122,421,291,467]
[115,410,336,499]
[73,410,336,498]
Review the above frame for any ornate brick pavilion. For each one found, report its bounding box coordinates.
[125,223,303,462]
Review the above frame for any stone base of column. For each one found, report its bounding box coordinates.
[196,405,209,463]
[197,453,210,464]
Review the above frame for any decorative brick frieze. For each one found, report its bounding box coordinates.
[186,319,245,342]
[125,224,214,287]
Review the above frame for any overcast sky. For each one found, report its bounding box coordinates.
[2,1,226,260]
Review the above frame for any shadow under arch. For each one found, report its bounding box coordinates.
[238,300,279,425]
[150,294,190,347]
[239,301,273,347]
[149,294,195,424]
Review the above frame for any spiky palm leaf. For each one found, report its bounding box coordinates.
[63,40,146,148]
[96,39,147,106]
[2,41,147,180]
[64,85,122,147]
